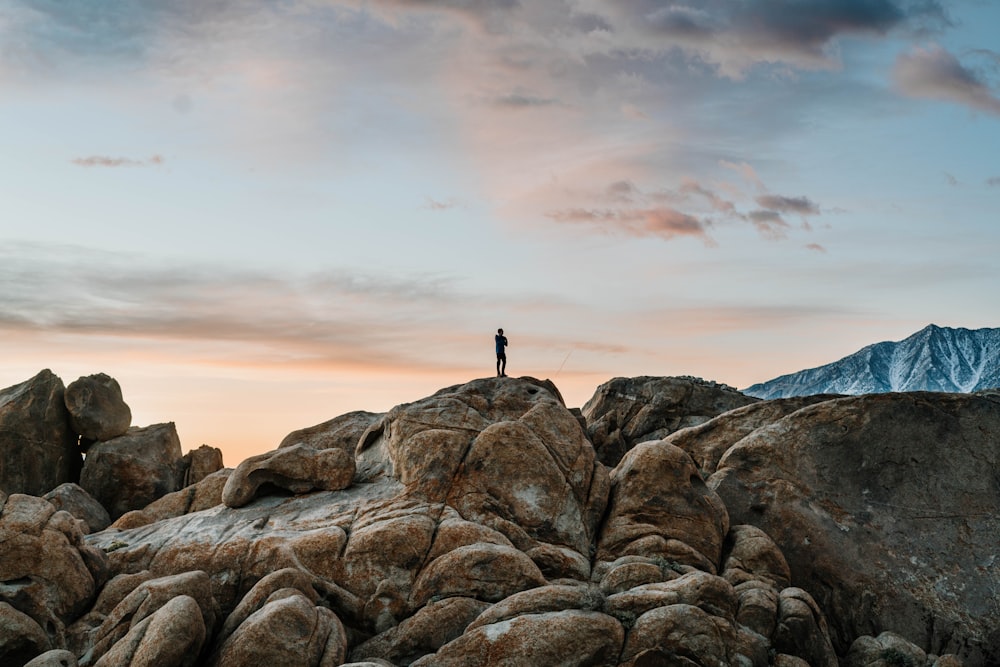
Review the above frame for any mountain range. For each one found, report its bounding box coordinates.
[743,324,1000,399]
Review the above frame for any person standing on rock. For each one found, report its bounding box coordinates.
[496,328,508,377]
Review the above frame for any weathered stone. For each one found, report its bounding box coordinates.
[733,582,779,640]
[664,394,841,475]
[845,631,928,667]
[79,423,184,520]
[0,601,52,667]
[599,560,675,595]
[709,392,1000,663]
[410,543,546,610]
[180,445,224,486]
[112,469,229,530]
[24,649,77,667]
[93,594,205,667]
[596,440,729,572]
[466,584,605,632]
[604,571,738,625]
[208,591,347,667]
[64,373,131,442]
[0,493,107,651]
[214,567,322,644]
[279,410,382,452]
[89,571,220,664]
[582,376,759,466]
[43,483,111,534]
[721,524,791,591]
[620,603,739,667]
[349,596,490,664]
[773,587,838,667]
[222,443,354,508]
[0,370,80,496]
[356,377,609,557]
[411,609,624,667]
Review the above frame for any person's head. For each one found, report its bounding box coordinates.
[498,328,503,335]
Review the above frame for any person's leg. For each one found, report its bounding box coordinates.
[500,354,507,376]
[497,356,502,376]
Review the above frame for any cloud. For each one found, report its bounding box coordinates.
[987,177,1000,187]
[613,0,949,75]
[754,194,820,216]
[494,92,561,108]
[806,243,827,252]
[424,197,459,210]
[547,206,710,242]
[893,44,1000,115]
[720,160,765,192]
[71,155,164,168]
[679,180,736,214]
[747,209,790,239]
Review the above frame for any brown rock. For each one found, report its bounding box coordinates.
[93,594,205,667]
[466,584,604,632]
[846,631,928,667]
[582,375,759,466]
[208,591,346,667]
[112,469,230,530]
[0,601,52,667]
[620,603,739,667]
[773,587,838,667]
[279,410,382,452]
[24,649,78,666]
[0,493,107,651]
[411,609,624,667]
[43,483,111,534]
[721,524,791,591]
[63,373,131,442]
[410,543,546,609]
[709,392,1000,663]
[89,571,220,664]
[222,443,354,508]
[180,445,224,486]
[79,423,184,520]
[604,571,738,625]
[596,441,729,573]
[349,596,490,664]
[0,370,80,496]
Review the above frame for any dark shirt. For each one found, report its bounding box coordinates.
[495,334,508,356]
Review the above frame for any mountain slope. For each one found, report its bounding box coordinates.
[744,324,1000,399]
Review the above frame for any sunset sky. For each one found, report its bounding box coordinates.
[3,0,999,465]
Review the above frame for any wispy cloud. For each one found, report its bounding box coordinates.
[546,206,711,243]
[72,155,164,168]
[986,177,1000,188]
[755,194,821,216]
[893,44,1000,115]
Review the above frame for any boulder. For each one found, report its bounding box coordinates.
[0,370,80,496]
[663,394,841,475]
[43,483,111,534]
[845,631,929,667]
[349,596,490,665]
[24,649,77,666]
[582,376,759,466]
[709,392,1000,664]
[63,374,131,443]
[79,423,184,520]
[595,440,729,573]
[0,601,52,667]
[409,543,546,609]
[180,445,224,486]
[112,469,229,530]
[208,591,347,667]
[773,587,838,667]
[222,443,354,508]
[619,603,739,667]
[92,594,205,667]
[410,609,624,667]
[356,377,609,569]
[0,493,107,652]
[279,410,382,452]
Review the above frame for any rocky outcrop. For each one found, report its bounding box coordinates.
[180,445,224,486]
[709,392,1000,665]
[1,374,985,666]
[582,376,759,466]
[79,423,185,520]
[279,411,382,452]
[222,444,355,508]
[43,484,111,534]
[0,370,80,496]
[63,374,131,444]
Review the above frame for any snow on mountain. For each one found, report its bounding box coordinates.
[743,324,1000,399]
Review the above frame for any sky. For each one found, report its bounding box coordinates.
[2,0,999,466]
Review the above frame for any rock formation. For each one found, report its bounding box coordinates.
[1,371,991,666]
[63,374,131,444]
[583,375,759,466]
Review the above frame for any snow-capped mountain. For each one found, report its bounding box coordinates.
[743,324,1000,399]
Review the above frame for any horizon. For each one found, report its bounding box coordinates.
[3,1,999,466]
